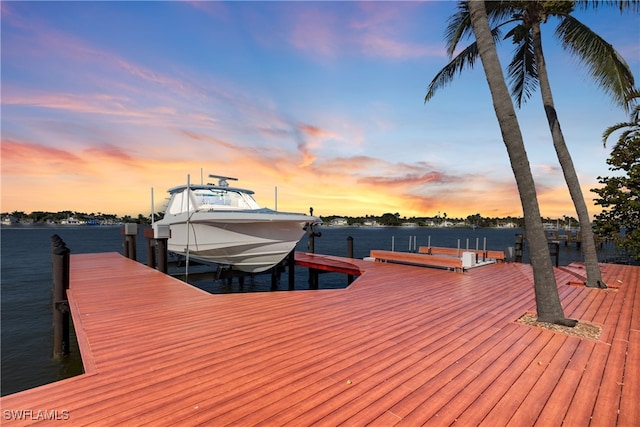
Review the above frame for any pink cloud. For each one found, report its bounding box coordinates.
[1,6,200,103]
[357,34,443,59]
[299,124,336,139]
[83,144,141,167]
[284,3,444,61]
[351,2,446,59]
[361,171,454,187]
[2,91,142,117]
[1,139,85,175]
[288,7,341,58]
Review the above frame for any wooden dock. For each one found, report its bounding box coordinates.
[1,252,638,426]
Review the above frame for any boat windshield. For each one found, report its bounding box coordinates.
[195,189,260,210]
[167,188,260,214]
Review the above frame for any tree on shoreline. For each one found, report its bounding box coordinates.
[467,0,576,326]
[592,91,640,260]
[426,0,637,288]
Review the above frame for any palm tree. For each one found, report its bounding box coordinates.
[427,0,637,288]
[467,0,576,326]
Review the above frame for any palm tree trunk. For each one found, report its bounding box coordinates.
[531,21,606,289]
[468,0,576,326]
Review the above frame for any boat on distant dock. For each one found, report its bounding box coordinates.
[155,174,320,273]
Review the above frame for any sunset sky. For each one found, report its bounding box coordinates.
[2,1,638,219]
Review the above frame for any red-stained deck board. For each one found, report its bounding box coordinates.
[0,252,638,426]
[619,329,640,425]
[527,338,598,426]
[428,324,539,425]
[506,335,582,426]
[475,333,570,426]
[295,252,362,276]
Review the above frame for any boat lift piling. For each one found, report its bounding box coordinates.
[347,236,355,285]
[122,223,138,261]
[306,210,321,289]
[515,234,524,263]
[143,226,170,273]
[287,251,295,290]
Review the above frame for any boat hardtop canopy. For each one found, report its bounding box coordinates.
[165,175,268,214]
[166,183,255,196]
[167,174,254,195]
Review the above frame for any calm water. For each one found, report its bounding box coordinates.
[1,225,604,396]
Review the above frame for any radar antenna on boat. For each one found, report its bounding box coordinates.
[208,174,238,187]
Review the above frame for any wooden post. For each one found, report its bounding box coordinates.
[515,233,524,263]
[144,227,167,272]
[309,269,319,290]
[347,236,354,285]
[307,224,321,289]
[157,238,168,274]
[308,232,315,254]
[51,234,70,359]
[287,250,295,290]
[123,223,138,261]
[483,237,487,262]
[146,235,157,268]
[549,241,560,267]
[149,224,170,273]
[308,233,319,289]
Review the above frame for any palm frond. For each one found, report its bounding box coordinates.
[425,26,504,103]
[556,15,636,111]
[602,122,636,145]
[627,89,640,122]
[574,0,640,13]
[444,1,520,57]
[505,25,539,108]
[485,1,523,24]
[425,42,480,103]
[602,90,640,146]
[444,2,473,57]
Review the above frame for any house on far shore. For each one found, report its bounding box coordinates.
[1,216,17,225]
[330,218,348,226]
[497,222,518,228]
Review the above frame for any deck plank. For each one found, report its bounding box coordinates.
[0,252,637,426]
[619,329,640,425]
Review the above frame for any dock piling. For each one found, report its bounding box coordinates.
[515,234,524,263]
[549,241,560,267]
[156,239,168,273]
[144,227,169,273]
[146,236,156,269]
[307,222,321,289]
[287,250,295,290]
[51,234,70,360]
[347,236,354,285]
[123,223,138,261]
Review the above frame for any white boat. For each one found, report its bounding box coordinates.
[156,175,320,273]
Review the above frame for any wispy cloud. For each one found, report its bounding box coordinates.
[283,2,444,61]
[1,139,85,176]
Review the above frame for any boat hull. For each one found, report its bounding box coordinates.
[158,211,313,273]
